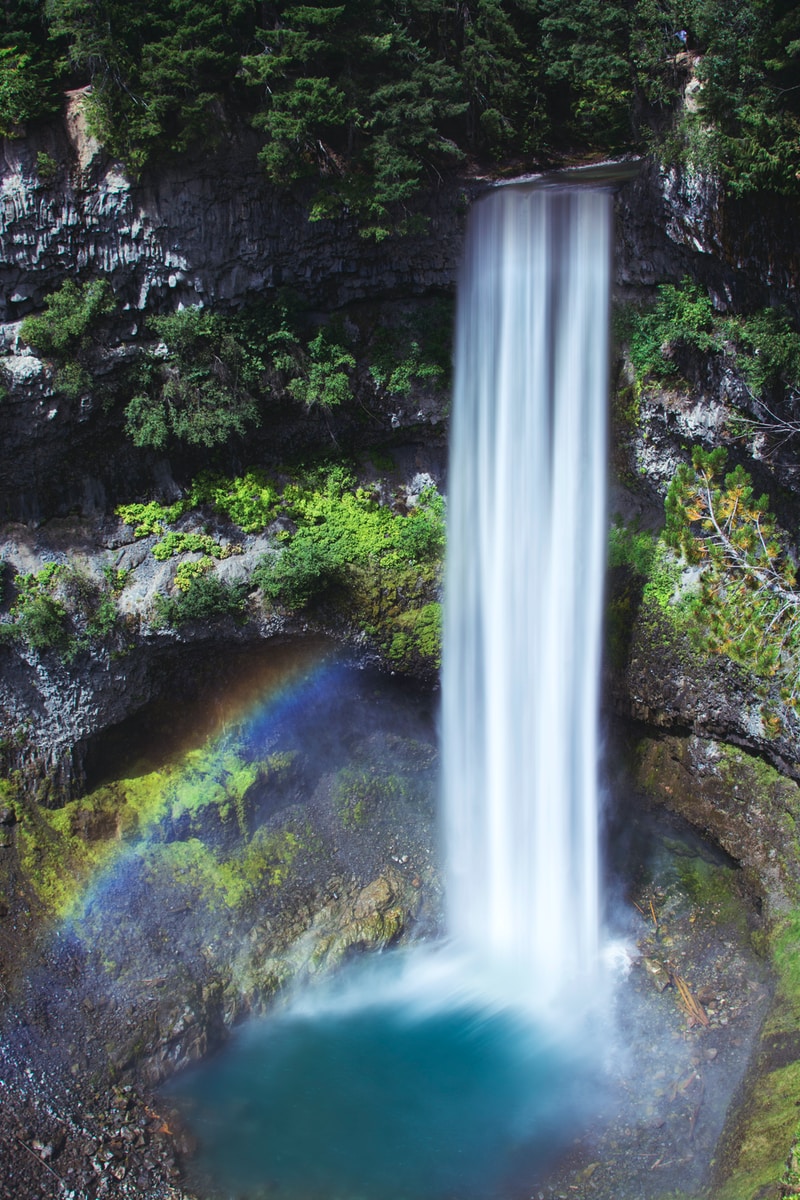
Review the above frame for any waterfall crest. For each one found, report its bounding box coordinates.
[442,185,611,1008]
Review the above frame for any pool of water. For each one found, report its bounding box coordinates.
[167,953,603,1200]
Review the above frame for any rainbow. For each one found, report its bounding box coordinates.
[33,639,344,934]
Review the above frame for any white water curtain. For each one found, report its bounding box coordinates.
[442,184,611,1009]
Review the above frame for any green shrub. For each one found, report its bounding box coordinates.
[35,150,59,183]
[369,340,444,397]
[19,279,114,357]
[151,531,229,562]
[626,278,717,382]
[608,521,657,576]
[116,500,190,538]
[3,561,127,656]
[124,308,263,450]
[252,465,444,667]
[189,470,279,533]
[152,575,246,626]
[664,446,800,697]
[723,308,800,397]
[174,557,214,593]
[285,329,356,409]
[622,284,800,427]
[53,361,91,400]
[254,540,340,608]
[14,591,69,651]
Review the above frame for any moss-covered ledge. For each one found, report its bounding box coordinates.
[628,729,800,1198]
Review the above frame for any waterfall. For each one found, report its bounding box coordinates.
[442,184,611,1008]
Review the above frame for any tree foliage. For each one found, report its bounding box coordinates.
[124,307,265,450]
[665,446,800,700]
[47,0,255,169]
[681,0,800,195]
[3,0,799,218]
[622,279,800,428]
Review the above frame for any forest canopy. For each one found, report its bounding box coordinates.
[3,0,800,214]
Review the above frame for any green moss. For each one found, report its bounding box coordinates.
[333,764,408,828]
[16,766,171,918]
[387,603,442,671]
[672,855,743,926]
[715,1060,800,1200]
[12,730,316,921]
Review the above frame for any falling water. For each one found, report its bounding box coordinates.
[442,184,611,1008]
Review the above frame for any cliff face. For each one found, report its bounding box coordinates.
[1,96,465,321]
[2,107,800,783]
[3,118,797,527]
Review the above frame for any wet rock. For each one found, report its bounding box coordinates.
[642,957,671,992]
[353,876,394,918]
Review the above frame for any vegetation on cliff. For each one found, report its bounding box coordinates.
[113,463,445,673]
[17,289,451,457]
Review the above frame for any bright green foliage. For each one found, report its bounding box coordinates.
[254,468,444,602]
[3,561,123,656]
[125,307,263,450]
[14,731,308,918]
[102,564,132,594]
[665,447,800,699]
[115,463,444,666]
[116,499,191,537]
[285,329,355,408]
[151,530,235,561]
[173,556,214,592]
[387,602,442,671]
[252,466,444,668]
[189,470,279,532]
[19,279,115,356]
